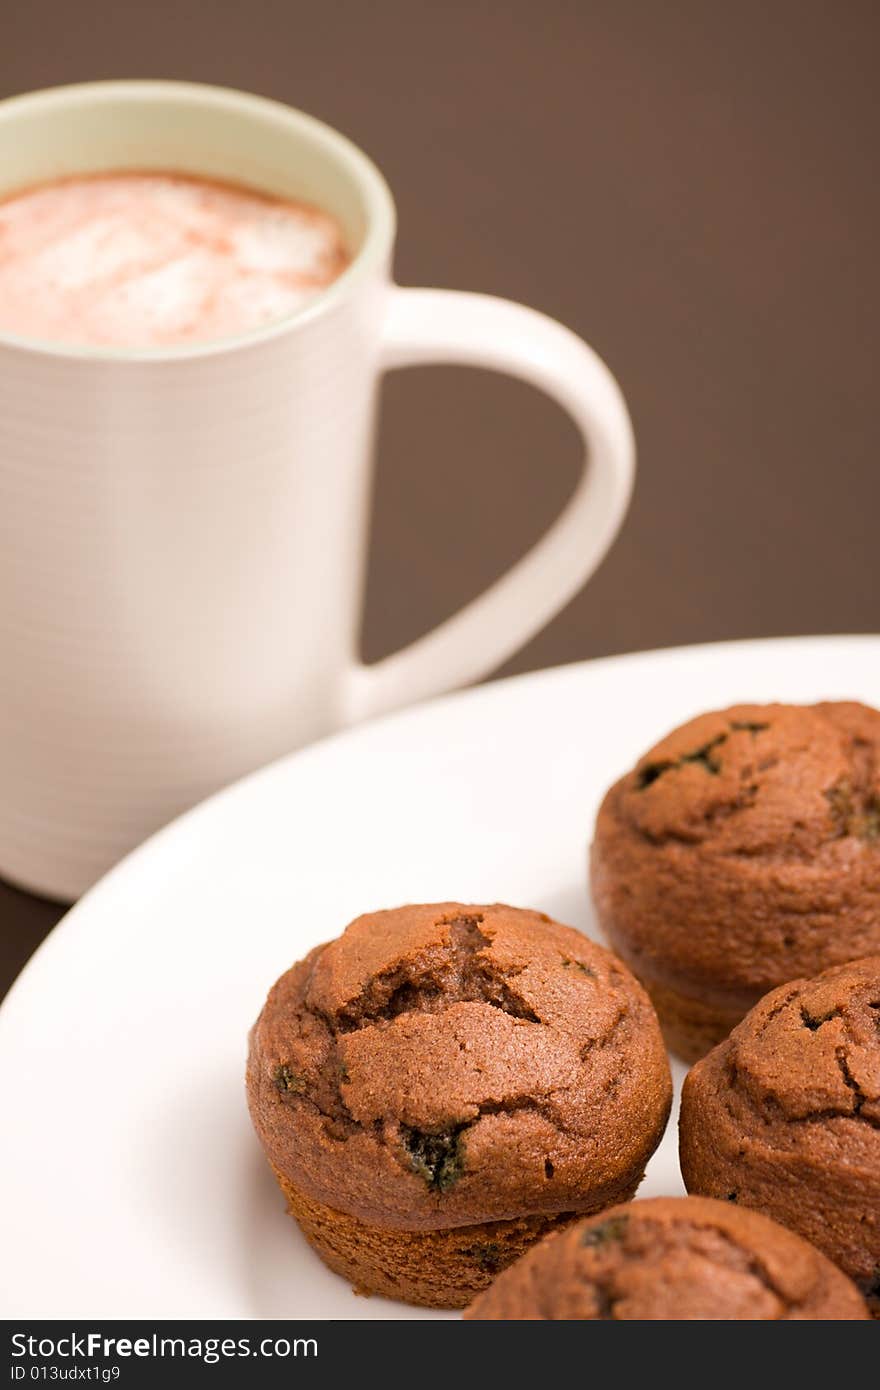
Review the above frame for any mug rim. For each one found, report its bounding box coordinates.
[0,79,397,362]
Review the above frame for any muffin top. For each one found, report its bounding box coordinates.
[464,1196,870,1320]
[686,956,880,1164]
[618,701,880,853]
[591,701,880,1000]
[247,904,671,1231]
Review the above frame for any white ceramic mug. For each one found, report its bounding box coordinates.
[0,80,635,901]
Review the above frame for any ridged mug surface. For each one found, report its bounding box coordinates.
[0,83,393,899]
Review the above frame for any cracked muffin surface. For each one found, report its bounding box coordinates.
[590,701,880,1059]
[464,1196,870,1319]
[247,903,671,1305]
[680,957,880,1314]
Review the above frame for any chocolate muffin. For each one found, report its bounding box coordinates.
[464,1196,869,1319]
[590,701,880,1060]
[680,957,880,1315]
[247,903,672,1308]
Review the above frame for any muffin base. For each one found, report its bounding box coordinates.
[643,977,746,1063]
[273,1165,641,1308]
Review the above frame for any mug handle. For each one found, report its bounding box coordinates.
[343,287,635,723]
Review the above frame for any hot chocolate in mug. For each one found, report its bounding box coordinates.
[0,81,635,900]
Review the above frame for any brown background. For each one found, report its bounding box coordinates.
[1,0,878,993]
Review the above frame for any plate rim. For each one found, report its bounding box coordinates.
[3,631,878,1022]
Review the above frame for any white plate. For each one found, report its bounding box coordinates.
[1,635,878,1319]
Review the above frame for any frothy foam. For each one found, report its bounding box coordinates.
[0,173,350,348]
